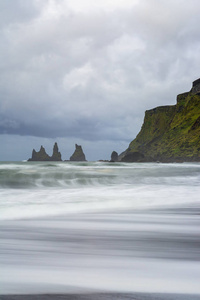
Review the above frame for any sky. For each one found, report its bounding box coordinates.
[0,0,200,161]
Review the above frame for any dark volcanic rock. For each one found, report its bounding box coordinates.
[28,143,62,161]
[28,146,50,161]
[70,144,86,161]
[50,142,62,161]
[120,78,200,162]
[110,151,119,162]
[121,151,145,162]
[191,78,200,95]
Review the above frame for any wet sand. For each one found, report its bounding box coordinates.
[1,209,200,296]
[1,293,200,300]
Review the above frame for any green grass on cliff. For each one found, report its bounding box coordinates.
[128,93,200,161]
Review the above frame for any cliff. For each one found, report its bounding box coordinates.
[121,79,200,162]
[70,144,86,161]
[28,143,62,161]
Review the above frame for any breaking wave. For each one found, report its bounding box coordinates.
[0,161,200,219]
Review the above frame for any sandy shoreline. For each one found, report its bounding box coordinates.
[0,293,200,300]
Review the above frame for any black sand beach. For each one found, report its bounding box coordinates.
[1,210,200,297]
[1,293,200,300]
[1,164,200,299]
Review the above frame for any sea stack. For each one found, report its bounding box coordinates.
[28,146,50,161]
[70,144,86,161]
[50,142,62,161]
[110,151,119,162]
[28,143,62,161]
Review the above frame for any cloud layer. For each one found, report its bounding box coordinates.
[0,0,200,159]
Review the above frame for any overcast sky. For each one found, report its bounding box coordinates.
[0,0,200,161]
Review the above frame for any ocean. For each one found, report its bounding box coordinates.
[0,161,200,299]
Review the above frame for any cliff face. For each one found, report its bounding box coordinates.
[121,80,200,162]
[70,144,86,161]
[28,143,62,161]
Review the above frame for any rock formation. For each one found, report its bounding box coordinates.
[28,146,51,161]
[70,144,86,161]
[50,142,62,161]
[110,151,119,162]
[28,143,62,161]
[120,78,200,162]
[191,78,200,95]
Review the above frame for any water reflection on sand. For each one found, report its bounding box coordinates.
[1,207,200,296]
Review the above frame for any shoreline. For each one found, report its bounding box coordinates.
[1,293,200,300]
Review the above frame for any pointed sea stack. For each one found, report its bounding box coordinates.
[28,143,62,161]
[70,144,86,161]
[50,142,62,161]
[28,146,50,161]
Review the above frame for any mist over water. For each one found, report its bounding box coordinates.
[0,162,200,297]
[1,161,200,219]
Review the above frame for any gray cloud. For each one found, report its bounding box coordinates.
[0,0,200,160]
[0,0,40,28]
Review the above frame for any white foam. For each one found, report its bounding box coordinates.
[0,162,200,220]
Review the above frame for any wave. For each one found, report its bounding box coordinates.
[0,161,200,189]
[1,161,200,220]
[0,162,116,189]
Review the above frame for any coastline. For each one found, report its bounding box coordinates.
[1,163,200,298]
[1,293,200,300]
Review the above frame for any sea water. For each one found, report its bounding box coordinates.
[0,161,200,296]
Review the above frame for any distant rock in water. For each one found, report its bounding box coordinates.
[110,151,118,162]
[28,146,51,161]
[120,78,200,162]
[70,144,86,161]
[50,142,62,161]
[28,143,62,161]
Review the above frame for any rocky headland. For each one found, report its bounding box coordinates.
[120,78,200,162]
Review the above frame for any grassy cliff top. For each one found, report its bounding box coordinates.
[122,90,200,162]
